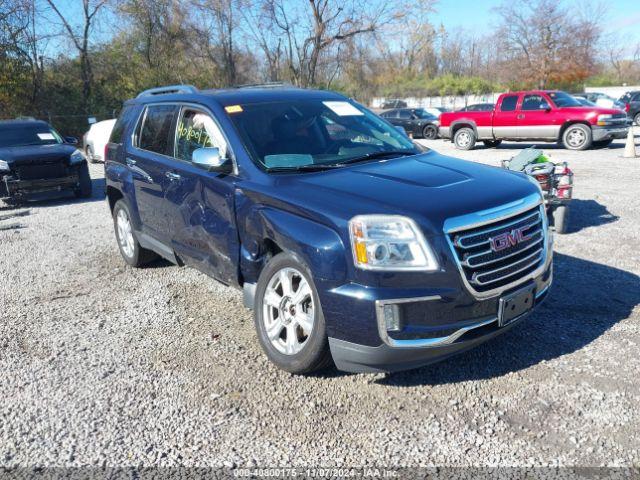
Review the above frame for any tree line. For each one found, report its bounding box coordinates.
[1,0,639,136]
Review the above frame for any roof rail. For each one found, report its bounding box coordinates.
[136,85,198,98]
[234,82,293,89]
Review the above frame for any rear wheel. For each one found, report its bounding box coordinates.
[552,205,569,234]
[454,127,476,150]
[112,199,157,267]
[254,252,331,374]
[422,124,438,140]
[562,124,592,150]
[74,163,92,198]
[634,113,640,126]
[483,139,502,148]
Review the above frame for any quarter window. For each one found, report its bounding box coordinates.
[500,95,518,111]
[137,105,178,155]
[175,108,228,162]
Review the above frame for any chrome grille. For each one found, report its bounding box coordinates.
[449,205,546,294]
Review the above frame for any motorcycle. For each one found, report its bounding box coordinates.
[501,148,573,234]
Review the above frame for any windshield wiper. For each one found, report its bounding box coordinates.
[336,150,417,166]
[265,163,345,173]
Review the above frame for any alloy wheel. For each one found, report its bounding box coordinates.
[116,209,135,259]
[262,267,315,355]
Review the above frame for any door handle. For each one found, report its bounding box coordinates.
[125,157,137,166]
[517,114,525,120]
[165,171,181,181]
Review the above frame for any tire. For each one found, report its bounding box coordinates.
[422,124,438,140]
[74,163,92,198]
[254,252,332,374]
[86,145,96,163]
[562,124,592,150]
[552,205,569,234]
[634,113,640,126]
[482,139,502,148]
[454,127,476,150]
[592,139,613,148]
[112,199,158,267]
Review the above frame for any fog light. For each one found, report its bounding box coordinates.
[383,304,401,332]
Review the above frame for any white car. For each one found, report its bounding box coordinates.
[422,107,450,118]
[84,119,116,163]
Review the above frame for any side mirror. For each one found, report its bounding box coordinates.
[544,106,552,113]
[192,147,232,173]
[65,136,78,145]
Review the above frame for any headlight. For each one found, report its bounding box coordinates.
[0,159,9,172]
[349,215,439,271]
[597,114,612,126]
[69,149,85,165]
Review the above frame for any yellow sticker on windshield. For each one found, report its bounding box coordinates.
[225,105,243,113]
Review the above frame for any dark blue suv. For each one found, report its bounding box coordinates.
[105,85,553,374]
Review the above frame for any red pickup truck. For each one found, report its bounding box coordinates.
[439,90,629,150]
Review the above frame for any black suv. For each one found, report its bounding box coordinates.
[0,119,92,202]
[620,91,640,125]
[380,108,440,139]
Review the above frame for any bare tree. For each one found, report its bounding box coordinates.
[44,0,108,112]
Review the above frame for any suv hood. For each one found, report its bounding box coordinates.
[0,144,77,166]
[274,150,541,236]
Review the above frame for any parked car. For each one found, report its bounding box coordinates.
[381,99,407,109]
[0,119,92,202]
[619,91,640,126]
[457,103,495,112]
[380,108,439,139]
[84,119,116,163]
[105,84,552,374]
[439,90,629,150]
[573,92,626,111]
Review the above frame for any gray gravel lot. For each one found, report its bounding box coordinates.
[1,130,639,469]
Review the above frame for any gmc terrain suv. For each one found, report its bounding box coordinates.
[0,119,92,201]
[105,85,553,374]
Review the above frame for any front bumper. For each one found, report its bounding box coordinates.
[328,266,552,373]
[1,172,80,199]
[592,125,628,142]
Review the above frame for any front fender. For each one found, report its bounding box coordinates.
[237,202,348,287]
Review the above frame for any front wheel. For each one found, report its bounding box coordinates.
[562,124,592,150]
[74,163,92,198]
[254,252,331,374]
[454,127,476,150]
[422,124,438,140]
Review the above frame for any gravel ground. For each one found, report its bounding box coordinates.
[1,130,639,470]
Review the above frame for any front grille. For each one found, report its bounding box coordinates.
[448,205,546,294]
[15,163,67,180]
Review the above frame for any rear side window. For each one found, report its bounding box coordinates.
[109,106,136,144]
[398,110,412,119]
[137,104,178,155]
[500,95,518,111]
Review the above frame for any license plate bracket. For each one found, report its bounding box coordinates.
[498,286,535,327]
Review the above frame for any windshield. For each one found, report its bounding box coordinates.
[225,99,419,170]
[548,92,582,108]
[0,124,63,148]
[412,109,436,120]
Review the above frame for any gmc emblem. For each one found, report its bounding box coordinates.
[490,227,531,253]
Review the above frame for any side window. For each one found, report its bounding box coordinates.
[522,94,550,111]
[633,93,640,101]
[137,104,178,155]
[398,110,411,119]
[500,95,518,111]
[175,108,228,162]
[109,106,136,144]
